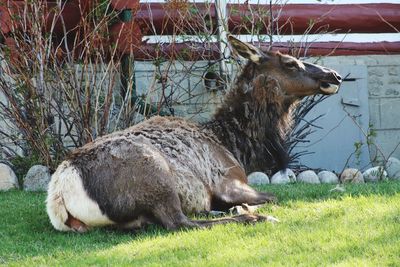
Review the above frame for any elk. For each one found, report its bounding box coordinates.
[46,36,342,232]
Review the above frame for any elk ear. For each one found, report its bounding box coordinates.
[228,35,267,64]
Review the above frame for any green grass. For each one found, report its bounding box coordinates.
[1,182,400,266]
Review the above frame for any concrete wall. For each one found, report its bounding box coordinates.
[315,55,400,162]
[135,55,400,165]
[134,61,225,122]
[1,54,400,165]
[0,63,18,157]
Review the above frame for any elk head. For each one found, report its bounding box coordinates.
[228,35,343,97]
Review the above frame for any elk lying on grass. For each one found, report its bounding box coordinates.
[47,36,342,232]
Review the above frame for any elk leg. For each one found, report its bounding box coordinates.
[192,214,267,227]
[152,209,199,231]
[150,192,200,231]
[150,193,268,230]
[153,207,268,230]
[231,182,277,204]
[212,181,277,211]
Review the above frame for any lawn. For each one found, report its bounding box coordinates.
[1,182,400,266]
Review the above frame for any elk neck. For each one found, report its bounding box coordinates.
[204,62,300,175]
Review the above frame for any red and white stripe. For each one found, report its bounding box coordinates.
[138,0,400,57]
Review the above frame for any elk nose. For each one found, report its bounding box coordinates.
[303,62,342,84]
[334,72,342,83]
[322,66,342,84]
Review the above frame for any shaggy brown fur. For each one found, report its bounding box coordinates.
[62,116,275,229]
[206,38,342,174]
[46,36,342,232]
[207,70,299,174]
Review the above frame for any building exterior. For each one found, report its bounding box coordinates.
[0,0,399,171]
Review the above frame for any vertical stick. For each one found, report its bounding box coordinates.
[269,0,273,48]
[215,0,230,87]
[119,10,167,117]
[120,10,136,100]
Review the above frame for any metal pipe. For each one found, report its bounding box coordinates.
[119,9,167,116]
[215,0,230,87]
[120,10,134,99]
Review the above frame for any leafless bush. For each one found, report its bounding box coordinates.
[135,1,337,171]
[0,0,348,171]
[287,95,328,170]
[0,0,138,169]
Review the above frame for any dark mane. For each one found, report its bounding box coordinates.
[205,61,299,175]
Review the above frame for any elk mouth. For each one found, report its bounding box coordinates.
[320,81,339,95]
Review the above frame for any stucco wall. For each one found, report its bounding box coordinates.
[315,55,400,162]
[1,55,400,165]
[136,54,400,165]
[0,88,20,157]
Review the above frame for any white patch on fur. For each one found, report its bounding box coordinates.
[46,161,114,231]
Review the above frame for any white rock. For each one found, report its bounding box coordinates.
[0,163,19,191]
[297,170,320,184]
[247,172,269,185]
[270,169,296,184]
[340,168,364,183]
[0,160,14,168]
[363,166,387,182]
[385,157,400,180]
[318,171,339,184]
[23,165,51,191]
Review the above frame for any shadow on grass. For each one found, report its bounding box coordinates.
[0,191,175,264]
[1,181,400,264]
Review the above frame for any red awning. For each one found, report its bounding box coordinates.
[136,3,400,35]
[133,41,400,60]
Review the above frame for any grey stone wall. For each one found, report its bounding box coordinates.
[0,63,21,158]
[135,55,400,165]
[316,55,400,162]
[134,61,226,123]
[1,54,400,165]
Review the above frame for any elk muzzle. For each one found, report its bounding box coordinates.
[303,62,343,95]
